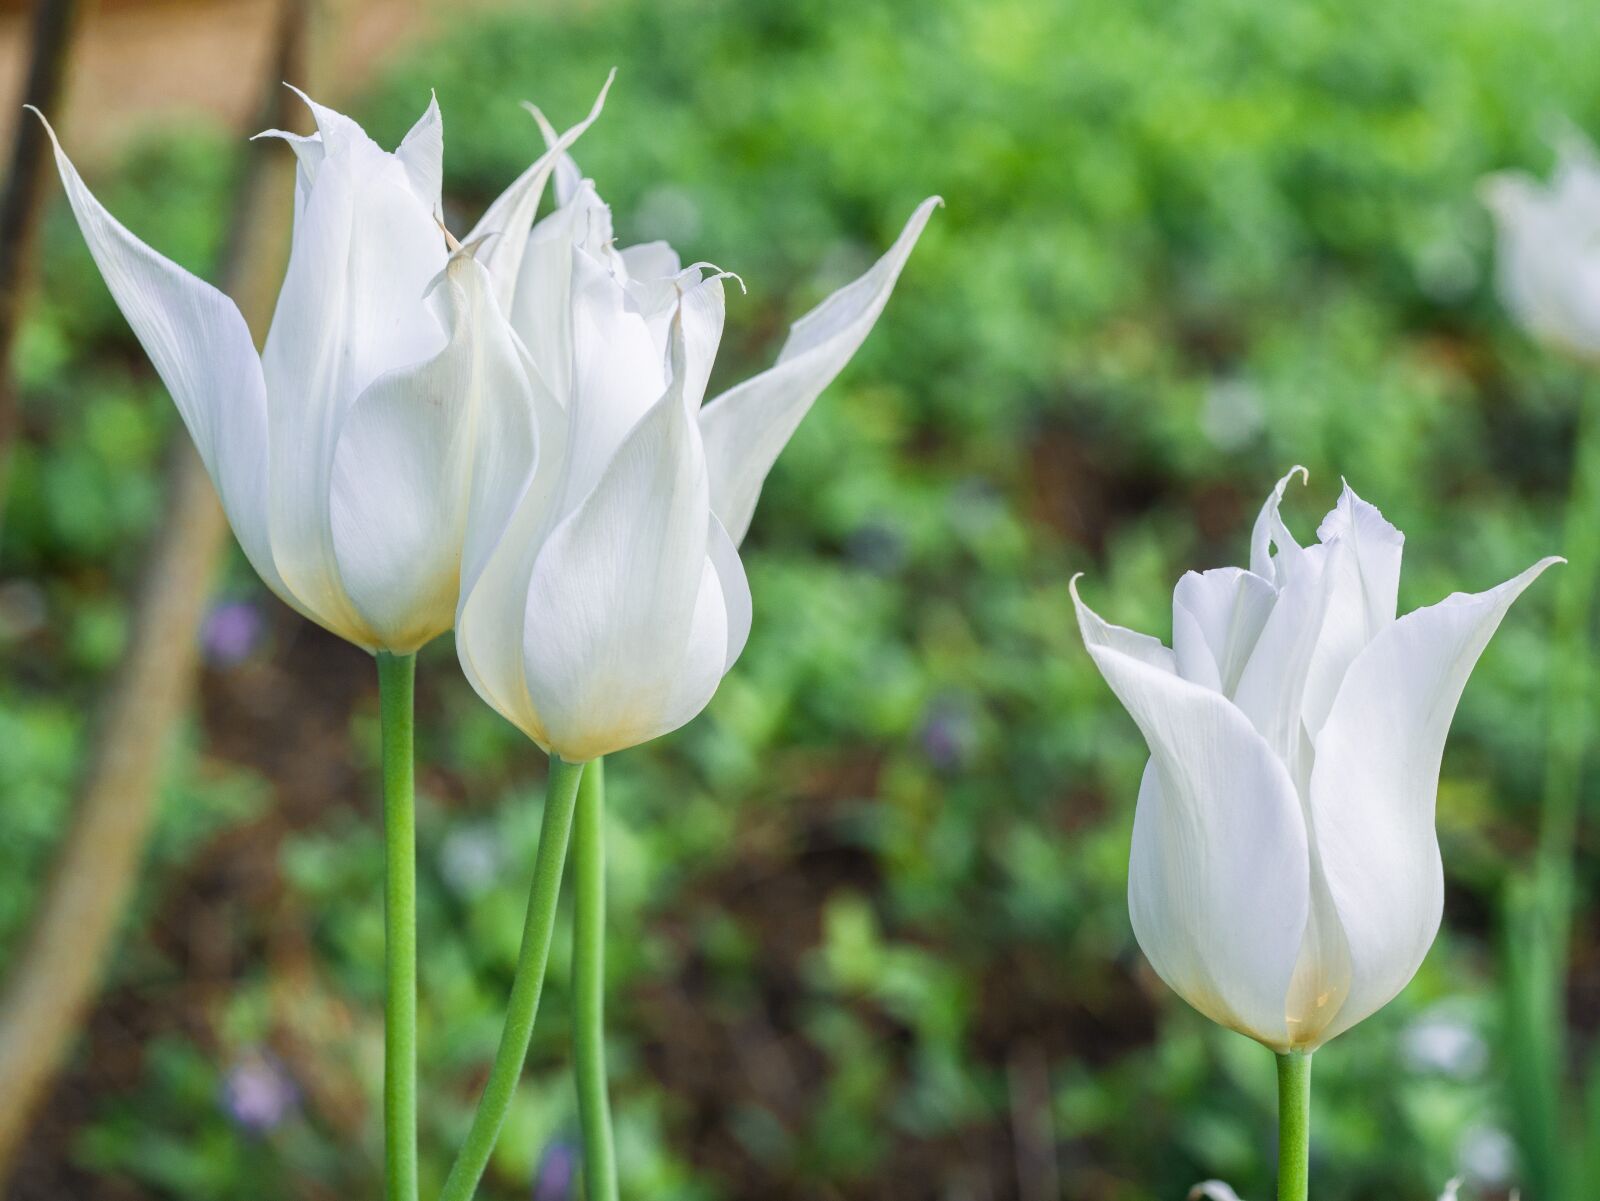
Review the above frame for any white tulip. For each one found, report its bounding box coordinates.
[452,115,937,761]
[1482,130,1600,360]
[36,90,594,653]
[1073,470,1559,1051]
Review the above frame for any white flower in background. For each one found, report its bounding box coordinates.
[1188,1182,1245,1201]
[450,107,938,762]
[35,88,598,653]
[1482,130,1600,359]
[1073,469,1559,1051]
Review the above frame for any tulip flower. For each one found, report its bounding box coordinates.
[1481,130,1600,361]
[451,130,941,764]
[36,89,607,655]
[436,113,937,1201]
[1073,469,1558,1201]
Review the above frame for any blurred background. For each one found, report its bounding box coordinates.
[1,0,1597,1197]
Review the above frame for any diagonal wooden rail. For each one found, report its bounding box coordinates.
[0,0,310,1179]
[0,0,88,541]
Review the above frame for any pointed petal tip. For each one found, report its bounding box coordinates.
[679,261,746,296]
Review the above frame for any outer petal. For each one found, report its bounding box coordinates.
[467,71,614,314]
[1307,556,1562,1045]
[698,197,941,544]
[1171,567,1276,695]
[328,253,535,652]
[521,327,718,761]
[1074,580,1309,1049]
[36,112,295,611]
[260,94,449,641]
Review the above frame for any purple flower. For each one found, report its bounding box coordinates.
[201,600,265,667]
[917,696,977,773]
[532,1140,578,1200]
[219,1050,299,1136]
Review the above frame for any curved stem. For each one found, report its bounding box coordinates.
[573,756,618,1201]
[377,652,419,1201]
[439,757,586,1201]
[1275,1051,1311,1201]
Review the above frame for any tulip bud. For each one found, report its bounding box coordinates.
[1073,470,1559,1051]
[1482,129,1600,360]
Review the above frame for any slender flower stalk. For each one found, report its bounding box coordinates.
[573,757,618,1201]
[1538,386,1600,930]
[376,652,418,1201]
[1275,1052,1311,1201]
[440,759,586,1201]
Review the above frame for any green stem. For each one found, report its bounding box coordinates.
[1275,1051,1311,1201]
[573,757,618,1201]
[439,757,586,1201]
[377,652,419,1201]
[1538,389,1600,928]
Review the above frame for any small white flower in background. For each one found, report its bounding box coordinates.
[1074,469,1559,1051]
[1481,129,1600,360]
[35,86,597,653]
[450,103,938,762]
[1188,1182,1245,1201]
[1402,1008,1488,1079]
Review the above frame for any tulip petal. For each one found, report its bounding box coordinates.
[35,111,295,611]
[620,241,683,282]
[259,99,449,642]
[507,182,618,409]
[1248,465,1308,584]
[553,247,670,508]
[673,269,727,408]
[396,91,444,217]
[521,324,717,761]
[1074,580,1309,1049]
[525,98,586,207]
[1308,556,1562,1044]
[1232,541,1340,790]
[328,253,536,652]
[468,71,614,314]
[1299,484,1404,736]
[250,127,322,222]
[698,197,940,544]
[1171,567,1276,695]
[707,513,751,671]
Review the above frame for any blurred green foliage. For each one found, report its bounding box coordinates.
[5,0,1600,1197]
